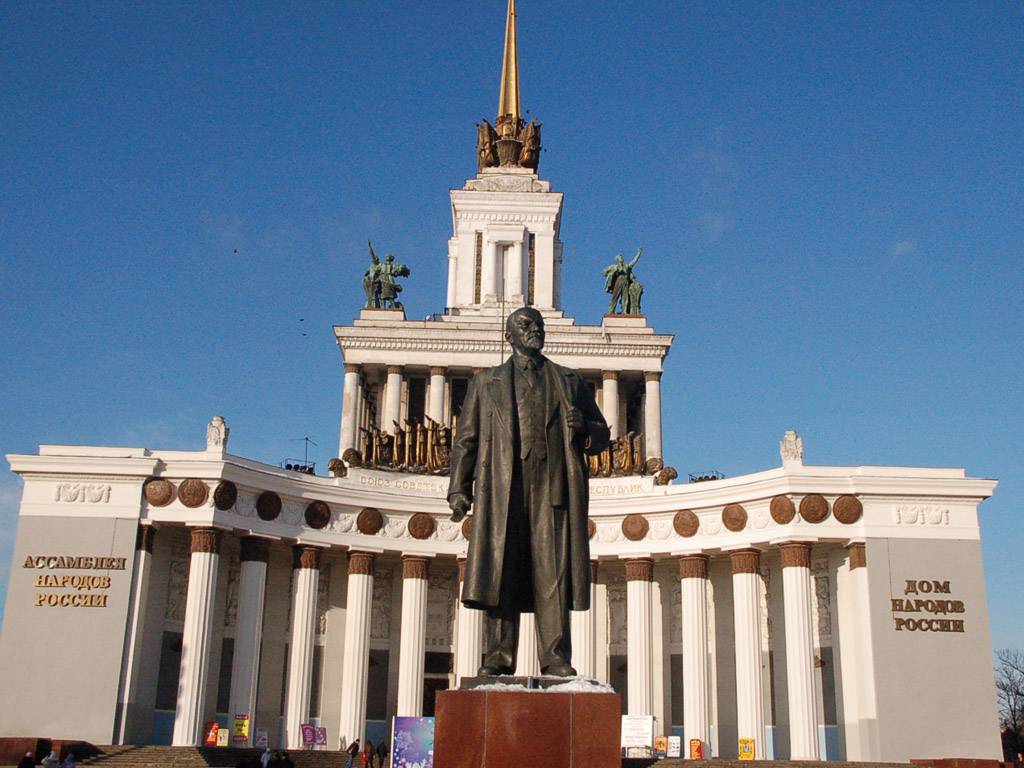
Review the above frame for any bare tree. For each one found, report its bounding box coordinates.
[996,648,1024,761]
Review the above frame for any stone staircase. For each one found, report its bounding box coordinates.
[75,747,346,768]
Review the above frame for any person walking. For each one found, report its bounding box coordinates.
[17,752,34,768]
[376,740,388,768]
[362,740,375,768]
[260,748,271,768]
[344,739,360,768]
[42,751,58,768]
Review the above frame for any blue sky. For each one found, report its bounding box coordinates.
[1,2,1020,650]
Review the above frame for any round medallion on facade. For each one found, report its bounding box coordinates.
[357,507,384,535]
[770,495,796,524]
[621,514,649,541]
[673,509,700,538]
[722,504,748,532]
[461,515,472,540]
[143,478,176,507]
[833,494,863,524]
[304,500,331,530]
[799,494,830,523]
[177,478,209,508]
[588,518,596,540]
[256,491,282,521]
[408,512,436,540]
[213,480,237,511]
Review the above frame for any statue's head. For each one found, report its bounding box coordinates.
[616,254,624,265]
[386,254,394,263]
[505,306,545,355]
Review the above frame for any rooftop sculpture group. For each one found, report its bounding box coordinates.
[601,247,644,315]
[363,240,410,310]
[476,116,542,172]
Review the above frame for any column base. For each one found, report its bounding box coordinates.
[435,688,621,768]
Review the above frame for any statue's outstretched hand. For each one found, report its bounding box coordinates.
[449,493,471,522]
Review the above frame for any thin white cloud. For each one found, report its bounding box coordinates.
[890,239,916,259]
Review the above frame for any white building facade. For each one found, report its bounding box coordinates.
[0,4,1003,762]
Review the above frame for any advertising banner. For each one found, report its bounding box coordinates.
[314,727,327,746]
[255,729,269,748]
[216,729,229,747]
[300,724,316,746]
[654,736,668,755]
[391,716,435,768]
[203,722,219,746]
[233,715,250,743]
[689,738,703,759]
[667,736,682,758]
[620,715,654,748]
[739,738,756,760]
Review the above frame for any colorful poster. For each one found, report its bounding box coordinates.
[203,722,219,746]
[300,724,316,745]
[255,729,269,748]
[391,716,434,768]
[314,727,327,746]
[739,738,756,760]
[667,736,682,758]
[233,714,250,743]
[216,729,230,747]
[654,736,668,755]
[689,738,703,759]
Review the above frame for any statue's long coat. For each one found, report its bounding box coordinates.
[448,357,610,612]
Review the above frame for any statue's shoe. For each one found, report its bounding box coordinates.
[542,662,577,677]
[477,664,514,676]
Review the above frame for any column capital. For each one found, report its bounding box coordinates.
[590,560,599,581]
[625,557,654,582]
[730,548,760,574]
[643,371,662,383]
[387,365,403,375]
[402,555,430,580]
[779,541,813,569]
[344,363,360,374]
[848,542,867,570]
[292,545,322,571]
[678,554,709,580]
[429,366,446,377]
[457,557,467,582]
[190,527,222,555]
[136,524,155,553]
[602,370,619,382]
[240,536,271,564]
[348,551,376,576]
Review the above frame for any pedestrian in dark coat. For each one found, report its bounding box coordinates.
[17,752,34,768]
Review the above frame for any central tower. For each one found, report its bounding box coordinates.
[445,0,565,316]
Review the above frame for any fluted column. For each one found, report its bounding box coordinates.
[384,366,403,430]
[482,239,500,301]
[516,614,541,676]
[338,552,375,747]
[626,558,654,716]
[228,537,270,746]
[602,372,620,440]
[570,561,599,678]
[397,556,429,716]
[116,525,155,743]
[339,364,361,456]
[454,558,483,684]
[680,554,712,755]
[731,549,766,759]
[508,238,524,301]
[428,367,446,424]
[837,542,878,760]
[780,542,818,759]
[284,546,321,748]
[644,372,663,459]
[172,528,222,746]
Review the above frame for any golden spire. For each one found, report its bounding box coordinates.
[498,0,520,120]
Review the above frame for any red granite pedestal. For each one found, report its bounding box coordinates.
[434,688,621,768]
